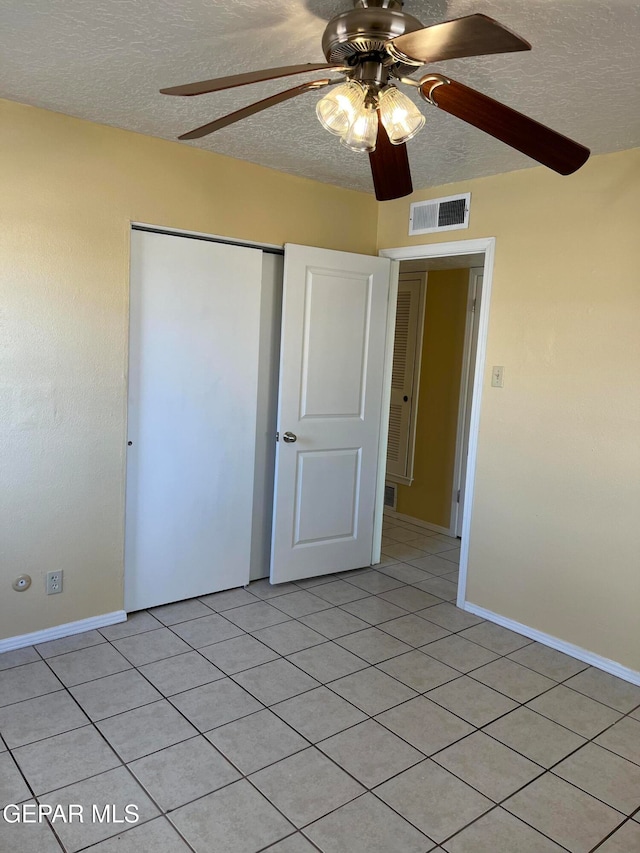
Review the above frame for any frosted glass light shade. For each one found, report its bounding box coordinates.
[316,81,366,136]
[341,104,378,153]
[379,86,425,145]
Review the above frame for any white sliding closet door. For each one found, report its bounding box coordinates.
[125,230,263,611]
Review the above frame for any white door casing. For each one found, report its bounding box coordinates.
[379,237,496,611]
[270,244,393,583]
[125,230,263,610]
[453,267,484,537]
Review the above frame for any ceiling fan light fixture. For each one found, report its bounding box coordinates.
[378,85,425,145]
[316,80,366,136]
[166,6,590,197]
[340,102,378,153]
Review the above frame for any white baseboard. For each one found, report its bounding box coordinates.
[464,602,640,687]
[0,611,127,654]
[384,509,453,537]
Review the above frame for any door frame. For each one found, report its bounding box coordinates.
[130,221,284,255]
[451,266,484,539]
[377,237,496,610]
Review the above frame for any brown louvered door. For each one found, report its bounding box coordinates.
[386,273,424,481]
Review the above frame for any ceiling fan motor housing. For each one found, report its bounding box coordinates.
[322,0,423,78]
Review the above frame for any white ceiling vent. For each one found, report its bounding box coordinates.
[409,193,470,236]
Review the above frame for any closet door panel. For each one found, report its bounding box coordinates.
[125,230,263,610]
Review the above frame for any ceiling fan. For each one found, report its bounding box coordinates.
[161,0,590,201]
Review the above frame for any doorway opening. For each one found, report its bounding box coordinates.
[377,238,495,610]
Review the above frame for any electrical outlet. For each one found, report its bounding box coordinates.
[46,570,63,595]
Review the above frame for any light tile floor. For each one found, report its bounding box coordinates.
[1,517,639,852]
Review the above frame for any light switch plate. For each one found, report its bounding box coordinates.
[491,366,505,388]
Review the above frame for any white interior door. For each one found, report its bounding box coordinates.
[270,243,392,583]
[125,230,263,611]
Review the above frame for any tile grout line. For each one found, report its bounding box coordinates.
[37,652,202,853]
[587,815,638,853]
[269,600,640,841]
[13,608,296,850]
[46,610,397,851]
[29,594,453,849]
[2,566,639,852]
[34,606,640,846]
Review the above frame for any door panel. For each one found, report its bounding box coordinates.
[301,270,370,418]
[125,230,263,610]
[294,449,361,544]
[271,244,392,583]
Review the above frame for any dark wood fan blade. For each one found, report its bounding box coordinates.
[369,113,413,201]
[420,76,590,175]
[161,63,342,97]
[179,80,331,140]
[387,14,530,65]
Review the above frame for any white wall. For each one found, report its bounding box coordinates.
[0,97,376,642]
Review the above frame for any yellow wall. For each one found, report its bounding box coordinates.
[378,148,640,672]
[0,98,377,641]
[3,92,639,676]
[396,269,469,528]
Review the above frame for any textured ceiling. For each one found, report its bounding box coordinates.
[1,0,639,195]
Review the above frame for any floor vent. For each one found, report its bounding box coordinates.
[384,482,397,510]
[409,193,470,236]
